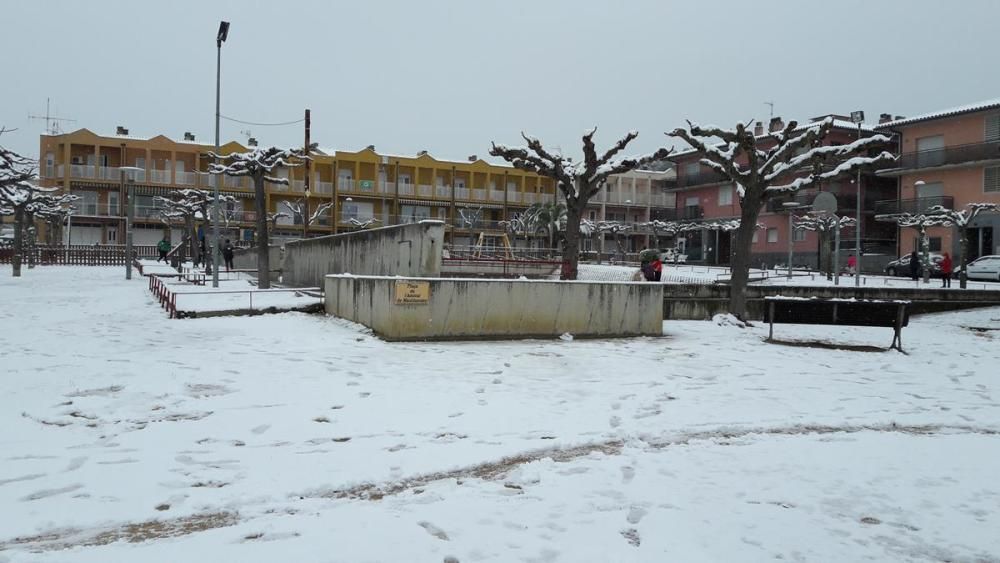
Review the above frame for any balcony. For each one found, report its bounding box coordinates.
[455,187,470,200]
[472,188,486,201]
[175,171,196,185]
[338,179,354,192]
[417,184,433,198]
[398,183,415,196]
[892,140,1000,172]
[150,169,171,184]
[507,191,521,204]
[766,193,814,212]
[315,181,333,194]
[680,205,704,220]
[676,169,728,188]
[874,196,954,216]
[435,186,451,198]
[290,180,305,192]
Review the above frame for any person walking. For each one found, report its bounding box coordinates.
[846,254,857,276]
[222,239,235,272]
[156,237,170,263]
[940,252,953,288]
[908,250,920,281]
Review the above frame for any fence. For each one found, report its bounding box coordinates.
[0,244,158,265]
[148,275,321,318]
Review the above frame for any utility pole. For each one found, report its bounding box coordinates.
[303,108,311,239]
[212,21,230,288]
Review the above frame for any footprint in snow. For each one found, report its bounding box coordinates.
[627,506,647,524]
[418,521,449,541]
[621,466,635,484]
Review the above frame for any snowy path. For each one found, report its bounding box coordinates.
[1,267,999,561]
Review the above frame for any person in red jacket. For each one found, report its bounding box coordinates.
[940,252,953,288]
[652,258,663,281]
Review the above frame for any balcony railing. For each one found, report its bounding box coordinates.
[507,191,521,204]
[522,193,537,205]
[418,185,433,198]
[874,196,955,216]
[455,187,470,200]
[676,169,728,188]
[290,180,305,192]
[175,171,196,185]
[681,205,704,220]
[150,169,171,184]
[894,140,1000,171]
[315,181,333,194]
[489,189,505,202]
[435,186,451,198]
[471,188,486,201]
[398,183,415,196]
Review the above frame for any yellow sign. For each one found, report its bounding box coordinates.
[394,281,430,305]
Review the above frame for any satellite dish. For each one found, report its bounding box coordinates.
[812,192,837,214]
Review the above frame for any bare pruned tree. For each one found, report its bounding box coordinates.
[923,203,1000,288]
[491,129,671,279]
[155,189,235,266]
[668,118,895,319]
[794,212,857,279]
[209,146,312,288]
[281,198,335,238]
[877,211,953,282]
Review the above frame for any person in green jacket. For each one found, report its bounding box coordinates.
[157,238,171,263]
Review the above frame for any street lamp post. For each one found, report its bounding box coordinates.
[783,201,804,280]
[851,110,865,287]
[119,166,143,280]
[212,20,230,288]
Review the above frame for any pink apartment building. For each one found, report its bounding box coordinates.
[875,98,1000,260]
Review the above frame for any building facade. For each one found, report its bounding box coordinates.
[874,98,1000,260]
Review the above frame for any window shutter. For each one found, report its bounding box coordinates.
[985,166,1000,193]
[986,114,1000,142]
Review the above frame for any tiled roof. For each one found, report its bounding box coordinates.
[875,98,1000,129]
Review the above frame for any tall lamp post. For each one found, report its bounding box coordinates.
[120,166,143,280]
[212,20,230,288]
[850,110,865,287]
[783,201,804,279]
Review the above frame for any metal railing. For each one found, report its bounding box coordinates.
[681,205,704,220]
[893,140,1000,171]
[150,169,171,184]
[676,169,728,188]
[874,196,955,215]
[175,171,196,185]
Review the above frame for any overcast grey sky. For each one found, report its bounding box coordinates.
[3,0,999,162]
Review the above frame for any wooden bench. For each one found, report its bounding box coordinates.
[763,297,911,351]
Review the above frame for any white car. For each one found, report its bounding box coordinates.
[965,255,1000,281]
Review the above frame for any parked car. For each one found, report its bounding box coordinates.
[884,253,944,277]
[964,255,1000,281]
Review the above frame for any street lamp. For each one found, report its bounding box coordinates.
[913,179,931,283]
[119,166,144,280]
[212,20,230,288]
[783,201,804,280]
[851,110,865,287]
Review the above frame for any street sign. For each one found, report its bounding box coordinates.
[812,192,838,215]
[850,111,865,124]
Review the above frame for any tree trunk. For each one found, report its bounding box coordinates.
[561,204,583,280]
[959,227,968,289]
[12,208,24,277]
[186,217,198,265]
[729,191,764,320]
[254,174,271,289]
[820,231,832,280]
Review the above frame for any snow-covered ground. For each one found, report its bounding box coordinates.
[577,263,1000,290]
[2,267,999,562]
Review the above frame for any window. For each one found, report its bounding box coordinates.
[718,185,733,206]
[915,135,944,167]
[987,114,1000,142]
[793,228,806,242]
[766,228,778,243]
[685,196,699,206]
[684,162,700,178]
[916,237,943,252]
[985,166,1000,193]
[400,205,431,222]
[752,231,759,243]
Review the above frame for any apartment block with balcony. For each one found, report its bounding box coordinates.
[666,115,897,266]
[576,169,677,255]
[38,128,683,252]
[875,98,1000,260]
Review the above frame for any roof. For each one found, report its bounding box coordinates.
[875,98,1000,130]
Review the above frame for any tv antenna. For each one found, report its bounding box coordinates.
[764,101,774,121]
[28,98,76,135]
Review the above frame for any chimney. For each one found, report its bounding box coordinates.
[417,150,428,157]
[753,121,764,136]
[768,117,784,133]
[468,154,477,162]
[116,126,129,135]
[183,132,195,141]
[247,137,258,147]
[366,144,376,151]
[894,115,905,121]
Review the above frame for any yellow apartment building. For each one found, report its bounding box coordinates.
[37,128,674,251]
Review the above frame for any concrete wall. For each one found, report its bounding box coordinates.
[663,283,1000,321]
[326,275,664,341]
[282,221,444,288]
[231,245,283,283]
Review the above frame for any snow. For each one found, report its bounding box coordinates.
[2,267,1000,561]
[876,97,1000,129]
